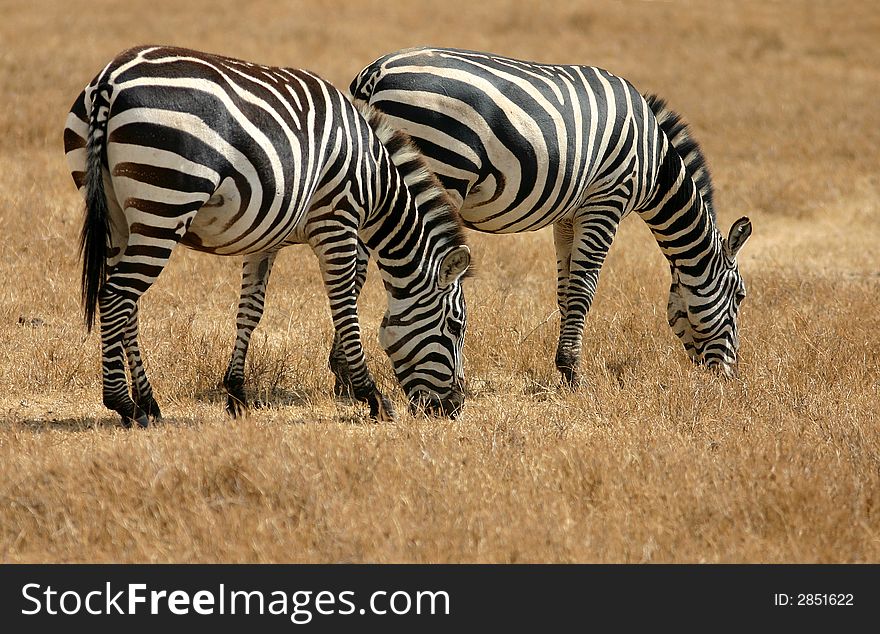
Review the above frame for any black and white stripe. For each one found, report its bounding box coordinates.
[64,45,471,426]
[348,47,751,381]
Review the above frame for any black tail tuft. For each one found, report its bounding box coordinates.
[643,93,715,222]
[80,85,113,332]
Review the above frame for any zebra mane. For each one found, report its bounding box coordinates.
[643,94,716,223]
[352,99,470,262]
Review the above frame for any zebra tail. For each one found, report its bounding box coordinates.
[80,84,113,332]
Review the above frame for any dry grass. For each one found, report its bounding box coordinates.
[1,0,879,562]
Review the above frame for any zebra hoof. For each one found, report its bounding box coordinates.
[558,366,581,389]
[555,348,581,388]
[122,411,150,428]
[138,396,162,421]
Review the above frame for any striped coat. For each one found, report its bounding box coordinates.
[347,47,752,382]
[64,45,471,425]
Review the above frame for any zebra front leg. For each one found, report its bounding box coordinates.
[223,252,277,417]
[553,219,575,382]
[329,239,369,399]
[312,228,394,421]
[123,302,162,421]
[335,323,394,420]
[331,284,394,421]
[555,210,621,387]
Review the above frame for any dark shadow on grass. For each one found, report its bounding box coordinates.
[192,385,319,409]
[9,408,383,430]
[7,415,213,432]
[192,385,382,426]
[252,388,317,410]
[9,416,128,432]
[7,387,385,431]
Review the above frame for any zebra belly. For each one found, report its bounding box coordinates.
[457,197,573,234]
[181,176,308,255]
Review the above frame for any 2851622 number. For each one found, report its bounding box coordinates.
[797,594,854,606]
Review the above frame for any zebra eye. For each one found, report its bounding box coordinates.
[447,318,462,337]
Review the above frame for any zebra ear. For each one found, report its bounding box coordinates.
[725,217,752,259]
[438,245,471,288]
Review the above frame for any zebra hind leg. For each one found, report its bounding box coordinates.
[552,219,578,386]
[123,302,162,422]
[223,252,277,417]
[96,210,199,427]
[99,287,150,428]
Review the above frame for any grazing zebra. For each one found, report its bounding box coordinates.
[63,45,471,427]
[344,46,752,385]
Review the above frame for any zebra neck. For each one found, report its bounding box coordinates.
[637,157,723,288]
[353,125,464,299]
[361,191,434,299]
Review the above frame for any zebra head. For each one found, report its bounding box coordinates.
[667,217,752,378]
[379,245,471,418]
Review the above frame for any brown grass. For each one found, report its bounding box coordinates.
[1,0,879,563]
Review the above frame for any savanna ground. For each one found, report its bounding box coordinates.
[0,0,878,563]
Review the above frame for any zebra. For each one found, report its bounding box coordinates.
[342,46,752,386]
[63,45,471,427]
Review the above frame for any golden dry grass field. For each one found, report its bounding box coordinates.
[1,0,878,563]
